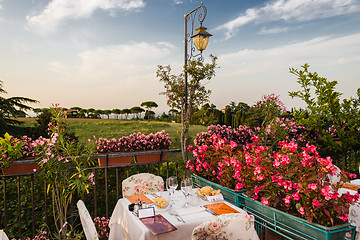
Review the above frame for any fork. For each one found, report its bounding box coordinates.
[168,205,186,223]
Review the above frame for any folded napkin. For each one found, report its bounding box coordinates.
[177,206,204,216]
[175,206,213,222]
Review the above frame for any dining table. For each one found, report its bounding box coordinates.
[108,189,247,240]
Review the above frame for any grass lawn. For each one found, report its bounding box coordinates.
[18,118,207,149]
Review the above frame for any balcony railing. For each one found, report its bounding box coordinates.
[0,149,182,239]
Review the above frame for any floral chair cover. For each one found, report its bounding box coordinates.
[327,165,341,184]
[191,212,259,240]
[122,173,164,196]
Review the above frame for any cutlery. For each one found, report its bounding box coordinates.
[202,206,218,216]
[168,205,186,223]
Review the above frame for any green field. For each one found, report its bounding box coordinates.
[19,118,207,149]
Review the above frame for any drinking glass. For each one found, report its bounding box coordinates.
[181,178,192,208]
[166,176,178,204]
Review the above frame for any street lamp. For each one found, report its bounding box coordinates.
[182,2,211,159]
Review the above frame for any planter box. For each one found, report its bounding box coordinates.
[97,153,132,166]
[135,150,166,163]
[1,158,39,176]
[191,174,245,206]
[239,193,355,240]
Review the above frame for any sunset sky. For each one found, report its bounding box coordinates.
[1,0,359,114]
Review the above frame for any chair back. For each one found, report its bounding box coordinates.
[327,165,341,184]
[192,212,259,240]
[122,173,164,196]
[77,200,99,240]
[0,230,9,240]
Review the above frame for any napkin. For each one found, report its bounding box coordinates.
[175,206,212,222]
[177,206,204,216]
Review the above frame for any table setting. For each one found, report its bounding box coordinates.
[108,176,246,240]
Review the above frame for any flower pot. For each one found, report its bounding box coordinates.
[134,150,166,163]
[1,158,39,176]
[239,193,355,240]
[191,174,246,206]
[97,153,132,166]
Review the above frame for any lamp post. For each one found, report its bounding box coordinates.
[182,2,212,159]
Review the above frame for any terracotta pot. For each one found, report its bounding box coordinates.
[135,150,166,163]
[1,158,39,176]
[97,153,132,166]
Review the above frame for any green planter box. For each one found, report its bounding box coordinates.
[239,193,355,240]
[191,174,245,206]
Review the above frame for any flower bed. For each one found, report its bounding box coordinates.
[92,130,171,165]
[186,127,360,228]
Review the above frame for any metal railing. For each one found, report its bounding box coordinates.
[0,149,182,239]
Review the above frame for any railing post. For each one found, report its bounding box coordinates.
[3,177,8,233]
[31,175,35,237]
[17,176,22,239]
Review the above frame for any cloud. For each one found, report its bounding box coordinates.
[49,42,176,83]
[212,33,360,108]
[26,0,145,35]
[215,0,360,39]
[173,0,184,4]
[258,26,290,35]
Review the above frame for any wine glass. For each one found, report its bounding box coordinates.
[181,178,192,208]
[166,176,178,204]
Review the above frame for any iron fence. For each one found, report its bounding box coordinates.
[0,149,183,239]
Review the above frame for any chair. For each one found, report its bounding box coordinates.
[327,165,341,184]
[77,200,99,240]
[122,173,164,197]
[191,212,260,240]
[0,230,9,240]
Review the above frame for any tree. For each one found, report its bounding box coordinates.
[130,106,145,120]
[157,55,217,159]
[104,109,112,119]
[121,108,131,120]
[0,80,38,136]
[289,63,360,168]
[112,109,121,120]
[141,101,158,122]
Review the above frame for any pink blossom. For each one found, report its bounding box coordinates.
[312,199,320,207]
[261,197,269,206]
[299,207,305,215]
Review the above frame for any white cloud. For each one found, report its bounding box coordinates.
[215,0,360,39]
[48,41,176,84]
[26,0,145,35]
[173,0,184,4]
[212,33,360,108]
[258,26,290,35]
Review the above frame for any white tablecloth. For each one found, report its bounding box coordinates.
[108,190,246,240]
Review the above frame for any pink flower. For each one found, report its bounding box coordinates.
[312,199,320,207]
[299,207,305,215]
[339,214,348,222]
[261,197,269,206]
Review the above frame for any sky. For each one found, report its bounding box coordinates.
[1,0,359,115]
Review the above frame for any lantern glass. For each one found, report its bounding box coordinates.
[191,26,212,52]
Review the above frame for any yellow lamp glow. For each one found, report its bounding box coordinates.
[191,26,212,52]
